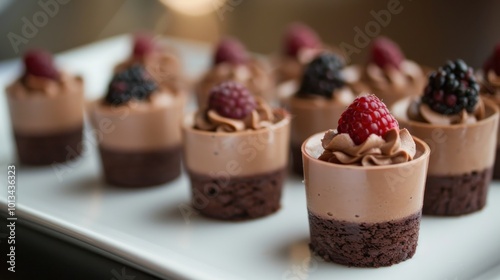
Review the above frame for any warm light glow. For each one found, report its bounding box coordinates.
[160,0,226,16]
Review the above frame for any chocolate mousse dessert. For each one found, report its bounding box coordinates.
[302,94,430,267]
[392,59,499,215]
[6,49,84,165]
[196,37,274,108]
[115,33,184,91]
[353,36,427,108]
[282,52,357,176]
[479,43,500,179]
[89,64,184,187]
[274,22,323,84]
[183,81,290,220]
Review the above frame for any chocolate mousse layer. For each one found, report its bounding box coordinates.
[99,145,181,187]
[308,211,421,267]
[189,168,285,220]
[14,124,83,165]
[423,168,492,215]
[283,89,355,176]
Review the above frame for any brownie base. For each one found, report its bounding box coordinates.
[188,168,286,221]
[99,145,181,187]
[423,168,492,216]
[308,211,421,267]
[291,143,303,177]
[494,148,500,180]
[14,125,83,166]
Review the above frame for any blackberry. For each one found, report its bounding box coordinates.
[208,81,256,119]
[105,65,158,106]
[422,59,479,115]
[297,52,345,99]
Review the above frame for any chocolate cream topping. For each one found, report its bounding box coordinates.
[481,70,500,102]
[194,97,279,132]
[115,48,183,91]
[318,128,416,166]
[8,72,81,98]
[197,59,274,107]
[362,60,426,95]
[406,98,485,125]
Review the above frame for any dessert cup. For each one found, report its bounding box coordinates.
[302,132,430,267]
[392,97,499,215]
[6,74,84,165]
[196,59,275,108]
[479,69,500,179]
[282,88,355,176]
[89,91,184,187]
[182,110,290,220]
[352,61,428,109]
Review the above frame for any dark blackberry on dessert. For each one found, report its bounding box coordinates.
[105,65,157,105]
[91,64,184,187]
[213,37,249,65]
[297,53,345,99]
[422,59,479,115]
[208,81,256,119]
[392,59,499,216]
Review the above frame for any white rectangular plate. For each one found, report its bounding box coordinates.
[0,36,500,280]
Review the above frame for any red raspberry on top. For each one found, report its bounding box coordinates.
[23,49,60,80]
[213,37,249,65]
[208,81,256,120]
[283,22,321,58]
[370,36,405,70]
[132,33,157,58]
[337,94,399,145]
[483,43,500,76]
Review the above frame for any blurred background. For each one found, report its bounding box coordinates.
[1,0,500,68]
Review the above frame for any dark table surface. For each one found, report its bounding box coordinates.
[0,212,163,280]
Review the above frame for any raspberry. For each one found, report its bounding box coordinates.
[422,59,479,115]
[283,22,321,58]
[297,52,345,99]
[23,49,60,80]
[105,65,158,105]
[483,43,500,76]
[371,37,404,69]
[213,37,248,65]
[132,33,156,58]
[208,81,256,119]
[337,94,399,145]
